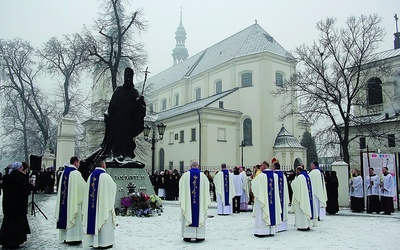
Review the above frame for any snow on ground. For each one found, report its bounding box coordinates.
[1,193,399,250]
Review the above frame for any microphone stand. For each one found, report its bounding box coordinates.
[27,174,48,219]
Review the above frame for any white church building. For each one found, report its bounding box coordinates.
[82,17,307,173]
[346,28,400,168]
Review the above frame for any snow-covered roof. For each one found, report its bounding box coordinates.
[349,113,400,127]
[273,126,304,148]
[146,23,293,91]
[145,88,239,121]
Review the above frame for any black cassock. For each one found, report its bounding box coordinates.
[0,170,33,248]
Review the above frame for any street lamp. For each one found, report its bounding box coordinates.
[239,140,245,167]
[143,123,167,174]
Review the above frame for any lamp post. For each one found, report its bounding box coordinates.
[143,123,167,174]
[239,140,245,167]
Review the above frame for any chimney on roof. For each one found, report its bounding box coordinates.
[385,113,390,119]
[394,14,400,49]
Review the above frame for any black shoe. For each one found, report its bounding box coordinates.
[183,238,192,242]
[196,238,205,242]
[297,227,310,231]
[254,234,267,238]
[94,245,113,249]
[2,246,20,249]
[67,241,82,245]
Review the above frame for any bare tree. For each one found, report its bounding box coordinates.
[83,0,148,91]
[0,38,51,149]
[276,15,392,165]
[38,33,89,116]
[0,89,58,162]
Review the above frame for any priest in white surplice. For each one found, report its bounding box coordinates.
[179,160,211,242]
[213,163,235,215]
[291,166,318,231]
[55,156,86,245]
[309,161,327,220]
[365,167,380,214]
[82,159,117,248]
[349,169,364,212]
[251,161,282,237]
[238,166,250,211]
[272,161,289,232]
[380,167,394,215]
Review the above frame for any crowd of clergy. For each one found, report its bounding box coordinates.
[2,155,395,248]
[179,159,332,242]
[349,167,395,215]
[54,156,117,249]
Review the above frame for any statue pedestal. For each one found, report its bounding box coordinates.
[106,160,155,209]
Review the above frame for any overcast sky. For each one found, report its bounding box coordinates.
[1,0,399,79]
[0,0,399,163]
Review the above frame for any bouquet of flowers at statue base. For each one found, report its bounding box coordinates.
[120,192,163,217]
[149,194,164,215]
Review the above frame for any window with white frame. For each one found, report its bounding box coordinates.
[388,134,395,147]
[275,72,283,87]
[243,118,252,146]
[367,77,383,106]
[161,98,167,110]
[149,103,154,113]
[216,80,222,94]
[191,128,196,141]
[217,128,226,141]
[195,88,201,101]
[241,72,252,87]
[174,93,179,106]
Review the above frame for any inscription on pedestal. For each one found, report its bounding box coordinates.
[106,167,155,208]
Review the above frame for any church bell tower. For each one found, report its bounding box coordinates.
[172,8,189,65]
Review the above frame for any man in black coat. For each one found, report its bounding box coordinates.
[0,162,34,249]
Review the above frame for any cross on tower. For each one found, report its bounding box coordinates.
[395,14,399,33]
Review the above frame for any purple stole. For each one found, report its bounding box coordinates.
[87,169,104,234]
[275,170,284,220]
[189,168,200,227]
[222,169,230,205]
[300,171,314,219]
[263,171,276,226]
[57,166,76,229]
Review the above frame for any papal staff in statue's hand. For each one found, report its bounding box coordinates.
[136,67,150,109]
[141,67,150,97]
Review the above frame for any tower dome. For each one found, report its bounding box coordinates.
[172,9,189,65]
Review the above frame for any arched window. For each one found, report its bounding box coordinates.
[367,77,383,105]
[195,88,201,101]
[159,148,165,171]
[216,80,222,94]
[275,72,283,87]
[149,103,154,114]
[243,118,252,146]
[241,72,252,87]
[294,158,302,168]
[174,93,179,106]
[161,98,167,110]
